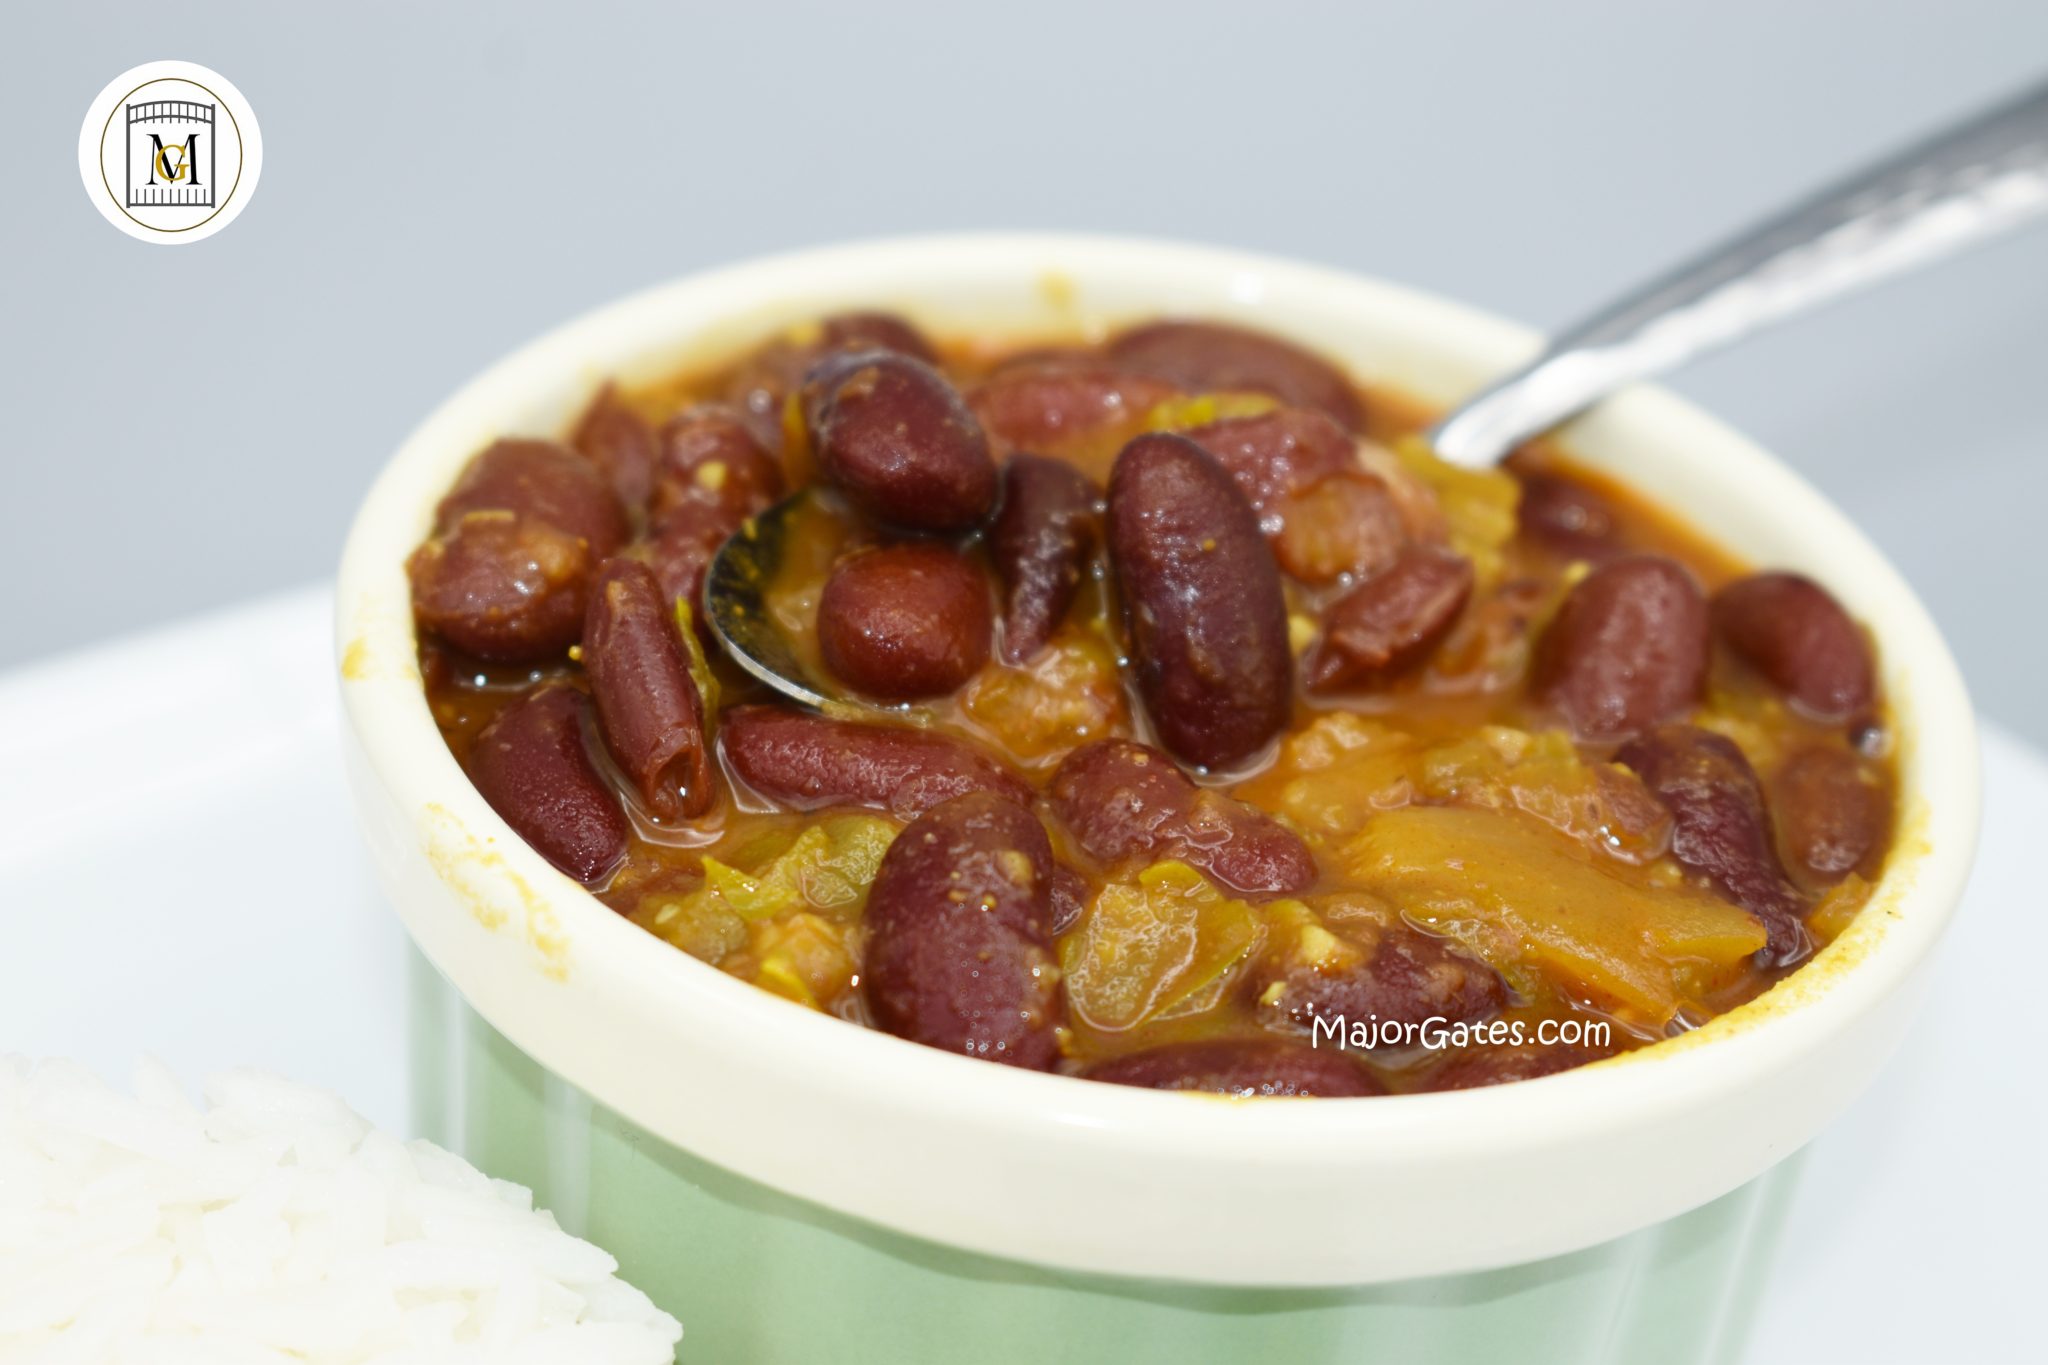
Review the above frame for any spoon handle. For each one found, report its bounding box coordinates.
[1430,78,2048,468]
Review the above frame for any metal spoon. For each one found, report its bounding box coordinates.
[712,78,2048,705]
[705,488,856,711]
[1431,77,2048,466]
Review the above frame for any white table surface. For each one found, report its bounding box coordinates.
[1,584,2038,1364]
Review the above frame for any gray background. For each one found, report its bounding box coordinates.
[8,0,2047,746]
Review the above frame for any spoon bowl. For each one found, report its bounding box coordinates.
[703,488,852,711]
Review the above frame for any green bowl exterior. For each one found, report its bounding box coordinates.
[413,951,1802,1365]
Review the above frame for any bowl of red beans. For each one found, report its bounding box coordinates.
[337,235,1979,1365]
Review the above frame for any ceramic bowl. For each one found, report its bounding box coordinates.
[337,235,1979,1364]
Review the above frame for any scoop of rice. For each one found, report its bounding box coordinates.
[0,1057,681,1363]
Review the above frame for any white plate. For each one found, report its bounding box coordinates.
[0,585,2036,1362]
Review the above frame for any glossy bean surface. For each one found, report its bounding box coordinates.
[969,361,1178,452]
[1533,554,1708,740]
[817,543,992,700]
[723,311,937,442]
[988,454,1102,664]
[583,559,716,821]
[1514,468,1623,562]
[1617,724,1808,965]
[1111,321,1366,431]
[1185,407,1356,519]
[467,685,628,886]
[1303,546,1473,694]
[1049,738,1316,896]
[634,502,728,631]
[719,704,1031,818]
[648,405,785,526]
[1713,572,1875,722]
[1108,432,1291,769]
[818,311,938,363]
[408,512,591,662]
[1774,745,1890,885]
[437,438,629,558]
[569,384,657,511]
[862,792,1063,1068]
[803,350,997,531]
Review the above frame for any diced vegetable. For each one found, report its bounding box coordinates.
[1427,574,1568,693]
[1343,805,1766,1025]
[749,912,859,1008]
[1416,727,1673,862]
[1141,391,1282,432]
[673,596,722,725]
[660,814,899,935]
[1806,872,1875,942]
[1235,712,1420,841]
[962,628,1127,762]
[1062,861,1264,1031]
[1242,718,1672,865]
[640,893,746,964]
[1390,435,1519,584]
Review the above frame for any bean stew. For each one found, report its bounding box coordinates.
[410,312,1896,1097]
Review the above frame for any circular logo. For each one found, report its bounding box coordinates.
[78,61,262,244]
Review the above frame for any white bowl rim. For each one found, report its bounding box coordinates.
[337,232,1980,1286]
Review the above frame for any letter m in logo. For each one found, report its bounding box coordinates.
[126,100,216,209]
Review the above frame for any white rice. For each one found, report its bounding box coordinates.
[0,1057,681,1363]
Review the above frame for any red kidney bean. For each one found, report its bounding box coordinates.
[862,792,1063,1068]
[1303,546,1474,694]
[627,411,781,640]
[819,311,937,363]
[1774,746,1891,885]
[1049,739,1316,896]
[467,685,628,886]
[1110,321,1366,431]
[1270,472,1408,583]
[1085,1038,1383,1097]
[1185,407,1356,521]
[583,559,716,821]
[1422,1041,1607,1091]
[568,384,656,512]
[1252,918,1508,1042]
[1712,573,1875,722]
[1616,724,1808,965]
[647,404,784,526]
[437,439,629,558]
[1514,469,1624,562]
[1533,554,1708,741]
[408,511,592,662]
[802,350,998,532]
[1108,432,1292,770]
[968,361,1178,452]
[991,344,1097,368]
[719,704,1032,819]
[988,454,1102,664]
[817,543,993,700]
[633,501,728,631]
[724,312,939,443]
